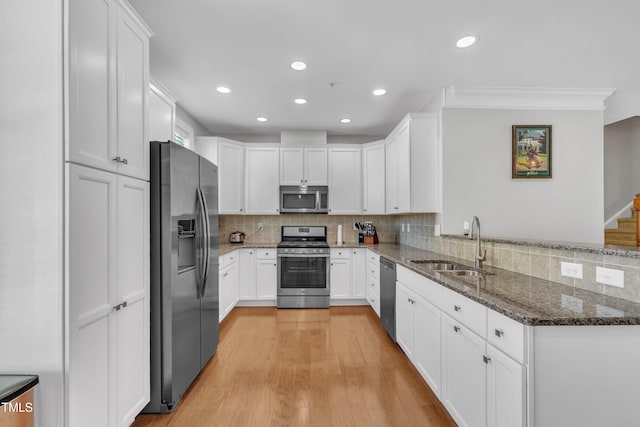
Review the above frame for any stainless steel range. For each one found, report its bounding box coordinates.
[277,226,330,308]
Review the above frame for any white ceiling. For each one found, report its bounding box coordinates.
[130,0,640,138]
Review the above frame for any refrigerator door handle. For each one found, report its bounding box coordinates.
[196,188,208,297]
[198,187,211,297]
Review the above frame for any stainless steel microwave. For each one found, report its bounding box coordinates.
[279,186,329,213]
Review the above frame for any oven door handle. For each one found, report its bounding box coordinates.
[277,253,330,258]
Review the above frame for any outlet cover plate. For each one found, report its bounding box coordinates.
[561,261,583,279]
[596,267,624,288]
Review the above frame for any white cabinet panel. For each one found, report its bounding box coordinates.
[68,165,149,427]
[280,147,304,185]
[304,147,328,185]
[487,344,525,427]
[239,249,256,299]
[395,283,415,360]
[245,147,279,214]
[414,294,441,396]
[68,165,115,427]
[330,258,351,299]
[328,148,362,214]
[149,78,176,143]
[441,313,487,427]
[362,142,385,214]
[218,141,244,213]
[115,7,148,180]
[256,259,277,299]
[351,249,366,298]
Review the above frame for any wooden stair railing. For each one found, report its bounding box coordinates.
[635,193,640,246]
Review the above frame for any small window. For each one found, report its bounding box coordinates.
[175,117,194,149]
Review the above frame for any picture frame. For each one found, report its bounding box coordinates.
[512,125,552,178]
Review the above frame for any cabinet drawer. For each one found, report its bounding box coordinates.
[487,309,525,363]
[368,275,380,296]
[396,265,414,287]
[441,287,486,338]
[368,289,380,317]
[413,274,441,308]
[368,263,380,279]
[222,251,238,267]
[331,248,351,259]
[256,249,276,259]
[368,251,380,265]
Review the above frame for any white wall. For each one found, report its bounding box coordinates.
[0,1,64,426]
[603,117,639,220]
[176,104,209,137]
[441,108,604,244]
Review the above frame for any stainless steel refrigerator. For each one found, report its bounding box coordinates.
[145,141,219,413]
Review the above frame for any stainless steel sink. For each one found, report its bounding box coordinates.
[436,270,485,277]
[410,259,458,270]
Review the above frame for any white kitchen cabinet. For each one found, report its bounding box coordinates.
[362,141,386,214]
[68,164,149,427]
[414,293,442,396]
[351,249,366,298]
[149,76,176,143]
[385,113,439,213]
[486,344,525,427]
[245,146,280,214]
[330,250,351,299]
[219,252,239,322]
[256,249,277,299]
[441,313,487,427]
[395,283,416,360]
[367,250,380,316]
[328,147,362,214]
[68,0,151,181]
[238,249,257,299]
[218,140,245,214]
[280,147,328,185]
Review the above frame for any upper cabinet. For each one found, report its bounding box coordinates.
[280,147,328,186]
[148,76,176,143]
[245,146,280,214]
[385,113,439,214]
[67,0,152,181]
[362,140,386,214]
[218,139,245,214]
[328,147,362,214]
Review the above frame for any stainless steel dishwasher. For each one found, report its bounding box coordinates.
[380,257,396,341]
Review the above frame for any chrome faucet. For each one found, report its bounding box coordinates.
[468,216,486,269]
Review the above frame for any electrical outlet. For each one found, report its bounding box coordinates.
[561,294,583,313]
[560,262,583,279]
[401,223,405,232]
[407,223,410,233]
[257,222,263,232]
[434,224,441,236]
[596,267,624,288]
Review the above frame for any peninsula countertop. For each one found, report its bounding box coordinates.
[217,242,640,326]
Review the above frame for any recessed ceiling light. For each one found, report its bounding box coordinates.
[456,35,477,48]
[294,98,307,105]
[340,118,351,124]
[291,61,307,71]
[216,86,231,94]
[257,117,268,122]
[373,89,386,96]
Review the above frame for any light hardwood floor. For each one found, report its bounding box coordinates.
[133,306,456,427]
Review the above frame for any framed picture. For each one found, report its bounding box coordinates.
[512,125,552,178]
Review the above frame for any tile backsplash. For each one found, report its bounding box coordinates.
[220,212,640,303]
[219,214,395,245]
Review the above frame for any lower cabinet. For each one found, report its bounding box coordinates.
[441,313,488,427]
[330,255,351,299]
[67,164,149,427]
[237,248,277,303]
[330,248,368,301]
[486,344,525,427]
[367,250,380,316]
[255,250,277,299]
[351,249,367,298]
[219,253,239,322]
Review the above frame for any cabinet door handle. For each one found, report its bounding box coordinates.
[483,355,491,364]
[454,305,461,312]
[453,325,460,333]
[273,263,277,267]
[223,272,229,277]
[495,329,504,337]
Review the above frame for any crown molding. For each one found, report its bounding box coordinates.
[150,74,178,103]
[444,86,615,111]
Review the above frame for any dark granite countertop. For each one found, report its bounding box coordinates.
[0,375,38,403]
[441,234,640,259]
[218,241,640,326]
